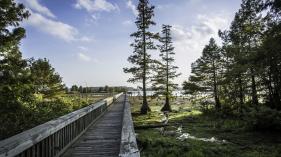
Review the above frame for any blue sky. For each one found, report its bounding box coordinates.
[17,0,241,87]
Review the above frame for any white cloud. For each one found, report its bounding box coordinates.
[156,4,172,10]
[170,13,231,83]
[122,20,133,26]
[172,14,229,50]
[74,0,118,12]
[24,0,56,18]
[84,14,101,26]
[25,10,92,42]
[91,14,100,21]
[78,52,92,62]
[26,11,78,42]
[77,52,100,63]
[126,0,138,16]
[76,47,100,63]
[78,46,89,51]
[80,36,93,42]
[189,0,202,4]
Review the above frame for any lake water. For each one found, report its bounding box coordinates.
[127,90,184,96]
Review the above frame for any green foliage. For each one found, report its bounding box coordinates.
[70,85,79,92]
[30,58,65,98]
[245,106,281,130]
[0,94,104,140]
[0,0,29,46]
[0,0,32,112]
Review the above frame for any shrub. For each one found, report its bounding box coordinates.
[245,106,281,130]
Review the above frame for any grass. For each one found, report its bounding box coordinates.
[130,96,281,157]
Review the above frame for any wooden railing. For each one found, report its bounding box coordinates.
[0,93,123,157]
[119,94,140,157]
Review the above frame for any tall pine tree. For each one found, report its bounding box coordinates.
[152,25,180,112]
[183,38,222,111]
[229,0,264,106]
[124,0,158,114]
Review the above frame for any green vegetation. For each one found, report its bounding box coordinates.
[131,97,281,157]
[0,93,105,140]
[70,85,128,94]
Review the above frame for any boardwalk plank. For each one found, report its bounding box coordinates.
[62,96,124,157]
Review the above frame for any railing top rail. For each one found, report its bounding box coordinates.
[119,94,140,157]
[0,93,123,157]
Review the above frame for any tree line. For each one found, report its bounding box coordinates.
[70,85,127,93]
[183,0,281,129]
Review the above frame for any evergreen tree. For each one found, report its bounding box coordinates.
[152,25,180,112]
[0,0,32,139]
[71,85,79,91]
[0,0,31,111]
[104,85,109,93]
[239,0,264,106]
[30,58,65,98]
[79,86,83,93]
[260,0,281,109]
[217,0,264,110]
[123,0,158,114]
[183,38,222,111]
[265,0,281,12]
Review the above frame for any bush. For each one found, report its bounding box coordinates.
[0,94,100,140]
[245,106,281,130]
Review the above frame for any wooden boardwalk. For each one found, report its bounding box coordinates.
[62,95,125,157]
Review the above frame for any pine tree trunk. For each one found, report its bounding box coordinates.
[273,69,281,110]
[271,62,281,110]
[214,86,221,111]
[238,74,244,113]
[161,95,171,112]
[140,4,150,114]
[140,49,150,114]
[250,67,258,106]
[212,61,221,111]
[267,66,274,108]
[161,37,172,112]
[141,81,149,114]
[140,59,149,114]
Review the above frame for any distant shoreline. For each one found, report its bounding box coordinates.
[127,90,184,96]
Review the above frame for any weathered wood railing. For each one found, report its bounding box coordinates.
[0,93,123,157]
[119,94,140,157]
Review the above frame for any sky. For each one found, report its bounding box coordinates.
[17,0,242,88]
